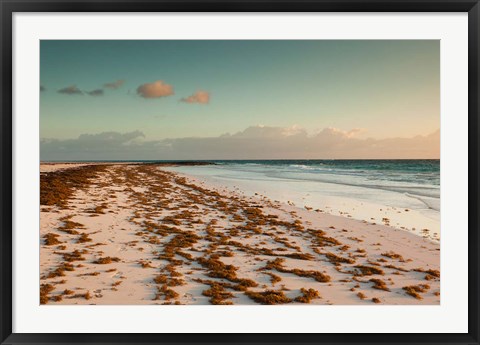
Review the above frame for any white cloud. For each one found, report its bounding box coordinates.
[180,90,210,104]
[137,81,174,99]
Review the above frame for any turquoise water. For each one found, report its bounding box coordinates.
[210,160,440,200]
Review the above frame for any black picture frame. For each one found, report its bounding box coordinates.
[1,1,479,344]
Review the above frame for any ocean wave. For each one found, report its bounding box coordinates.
[405,193,440,211]
[212,160,440,199]
[264,171,440,198]
[289,164,316,170]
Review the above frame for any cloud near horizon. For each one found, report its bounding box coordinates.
[104,80,125,89]
[181,90,210,104]
[58,85,83,95]
[137,80,174,99]
[41,125,440,161]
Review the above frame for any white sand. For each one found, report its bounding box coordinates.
[40,163,440,305]
[40,163,92,173]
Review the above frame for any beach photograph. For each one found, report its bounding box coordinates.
[40,40,440,305]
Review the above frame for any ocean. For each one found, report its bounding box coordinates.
[166,159,440,239]
[211,159,439,200]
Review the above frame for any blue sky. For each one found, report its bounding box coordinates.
[40,40,440,160]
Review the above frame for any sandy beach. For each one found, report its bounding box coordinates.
[40,163,440,305]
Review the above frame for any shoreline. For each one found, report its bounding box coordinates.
[166,165,440,243]
[40,163,440,305]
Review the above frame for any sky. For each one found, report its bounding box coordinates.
[40,40,440,160]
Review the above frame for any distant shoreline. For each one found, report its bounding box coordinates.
[40,159,439,163]
[40,161,216,166]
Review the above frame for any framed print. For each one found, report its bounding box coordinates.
[0,1,479,344]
